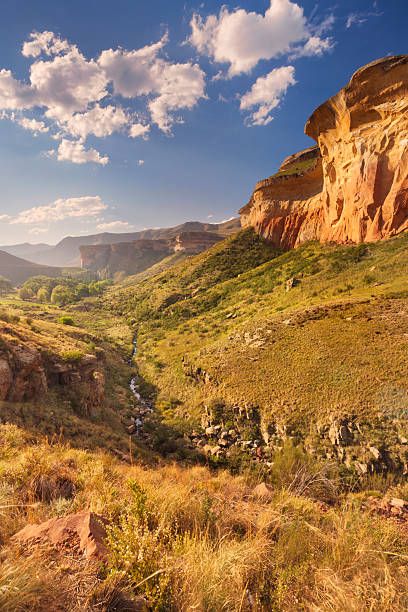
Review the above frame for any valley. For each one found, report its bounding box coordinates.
[0,53,407,611]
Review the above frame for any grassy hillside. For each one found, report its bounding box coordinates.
[0,232,407,610]
[107,229,408,472]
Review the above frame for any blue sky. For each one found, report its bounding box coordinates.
[0,0,406,245]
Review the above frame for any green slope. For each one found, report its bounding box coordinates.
[106,229,408,471]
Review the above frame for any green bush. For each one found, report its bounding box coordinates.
[58,316,75,326]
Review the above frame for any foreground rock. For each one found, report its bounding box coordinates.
[241,55,408,248]
[12,511,108,559]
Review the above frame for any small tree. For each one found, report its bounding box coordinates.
[37,287,50,303]
[0,276,12,295]
[50,284,74,306]
[19,286,34,300]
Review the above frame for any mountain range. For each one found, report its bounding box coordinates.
[0,219,240,269]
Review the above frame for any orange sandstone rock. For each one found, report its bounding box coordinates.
[12,511,108,559]
[240,55,408,248]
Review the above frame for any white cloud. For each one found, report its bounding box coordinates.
[148,62,206,133]
[240,66,296,126]
[56,139,109,165]
[10,196,108,225]
[289,36,333,60]
[99,37,206,133]
[31,49,108,119]
[98,35,168,97]
[137,159,144,166]
[346,9,382,29]
[62,105,129,139]
[190,0,332,76]
[17,116,49,134]
[0,69,36,109]
[22,31,74,58]
[0,30,208,162]
[96,220,134,231]
[129,123,150,139]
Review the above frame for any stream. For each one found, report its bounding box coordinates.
[128,335,153,435]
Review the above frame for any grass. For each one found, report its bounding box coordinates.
[0,228,407,609]
[104,231,408,466]
[0,423,406,610]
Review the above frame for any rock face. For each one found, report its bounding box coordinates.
[240,56,408,248]
[0,340,104,411]
[173,231,223,254]
[80,239,170,275]
[80,232,224,276]
[13,511,108,559]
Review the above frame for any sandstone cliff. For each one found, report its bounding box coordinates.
[240,55,408,248]
[80,232,224,276]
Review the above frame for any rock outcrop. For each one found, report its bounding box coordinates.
[13,511,108,559]
[240,55,408,248]
[80,232,224,276]
[173,231,223,254]
[0,340,104,411]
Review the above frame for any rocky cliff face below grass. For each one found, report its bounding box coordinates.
[240,55,408,248]
[0,326,104,414]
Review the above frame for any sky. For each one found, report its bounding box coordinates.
[0,0,406,245]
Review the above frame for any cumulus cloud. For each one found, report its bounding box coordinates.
[22,31,74,58]
[0,30,208,162]
[190,0,332,76]
[10,196,108,225]
[99,37,206,133]
[56,139,109,165]
[0,69,37,109]
[31,49,108,119]
[240,66,296,126]
[62,105,129,139]
[129,123,150,139]
[17,116,49,134]
[96,220,134,231]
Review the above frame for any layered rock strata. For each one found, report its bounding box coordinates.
[240,56,408,248]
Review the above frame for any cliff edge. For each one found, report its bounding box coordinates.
[240,55,408,248]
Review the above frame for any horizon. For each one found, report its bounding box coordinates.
[0,0,406,244]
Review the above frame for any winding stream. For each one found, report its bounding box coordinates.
[128,335,153,435]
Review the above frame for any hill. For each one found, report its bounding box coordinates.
[107,228,408,474]
[17,218,241,267]
[0,249,63,285]
[0,242,52,259]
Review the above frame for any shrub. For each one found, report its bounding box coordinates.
[60,350,84,363]
[58,316,75,326]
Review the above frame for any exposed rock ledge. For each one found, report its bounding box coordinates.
[240,55,408,248]
[0,340,104,413]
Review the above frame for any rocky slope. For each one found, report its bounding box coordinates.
[0,319,105,415]
[80,232,224,276]
[240,55,408,248]
[23,219,240,267]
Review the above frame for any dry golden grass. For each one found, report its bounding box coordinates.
[1,425,406,611]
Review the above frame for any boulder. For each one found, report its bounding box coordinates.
[253,482,274,501]
[12,511,108,559]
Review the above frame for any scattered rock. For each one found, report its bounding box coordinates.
[253,482,274,501]
[12,511,108,559]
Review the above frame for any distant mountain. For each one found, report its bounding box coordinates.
[0,250,62,285]
[0,242,53,260]
[15,219,241,267]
